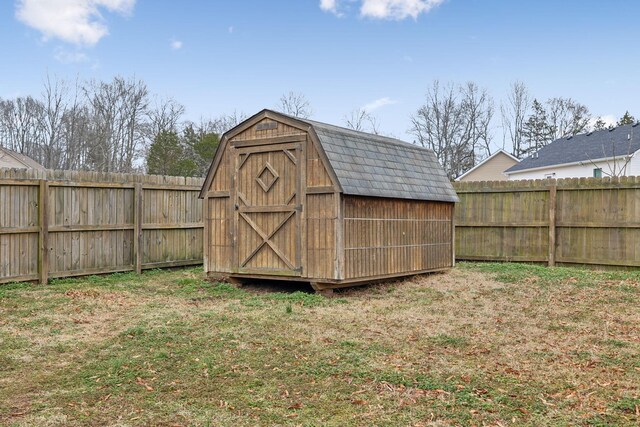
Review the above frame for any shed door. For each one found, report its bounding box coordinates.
[233,141,303,276]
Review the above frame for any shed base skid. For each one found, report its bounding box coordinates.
[206,267,451,294]
[310,284,334,297]
[206,274,246,288]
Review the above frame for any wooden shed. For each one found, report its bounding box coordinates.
[200,110,458,292]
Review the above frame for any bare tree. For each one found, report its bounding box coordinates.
[140,97,185,162]
[192,110,248,137]
[0,96,44,159]
[501,81,530,158]
[217,110,247,133]
[38,74,68,169]
[277,91,312,118]
[460,81,494,159]
[546,97,591,139]
[343,108,380,134]
[83,76,149,173]
[59,77,91,170]
[410,80,494,179]
[146,97,184,137]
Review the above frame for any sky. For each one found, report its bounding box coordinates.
[1,0,640,150]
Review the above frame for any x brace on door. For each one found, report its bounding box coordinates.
[238,211,296,269]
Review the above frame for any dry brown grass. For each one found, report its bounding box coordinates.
[0,264,638,426]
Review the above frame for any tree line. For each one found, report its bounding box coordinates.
[409,81,635,179]
[0,79,319,176]
[0,75,246,176]
[1,76,635,179]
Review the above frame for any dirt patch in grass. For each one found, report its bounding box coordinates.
[1,264,639,426]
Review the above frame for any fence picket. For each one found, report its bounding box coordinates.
[0,168,204,284]
[453,177,640,269]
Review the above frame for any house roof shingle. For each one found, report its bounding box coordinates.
[505,123,640,173]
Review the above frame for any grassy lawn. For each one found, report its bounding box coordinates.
[0,263,639,426]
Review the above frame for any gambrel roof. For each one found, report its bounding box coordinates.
[506,123,640,173]
[201,110,458,203]
[300,118,458,202]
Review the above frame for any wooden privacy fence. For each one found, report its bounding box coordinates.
[453,177,640,268]
[0,168,204,284]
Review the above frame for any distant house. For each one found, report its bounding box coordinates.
[0,147,45,171]
[505,124,640,180]
[456,150,519,182]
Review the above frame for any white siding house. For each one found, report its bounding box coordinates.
[505,124,640,180]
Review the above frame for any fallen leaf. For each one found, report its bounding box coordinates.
[135,377,154,391]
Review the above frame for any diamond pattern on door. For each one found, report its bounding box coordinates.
[255,162,279,193]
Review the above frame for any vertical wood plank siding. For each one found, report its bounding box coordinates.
[343,196,454,279]
[454,177,640,268]
[0,168,204,284]
[306,193,336,279]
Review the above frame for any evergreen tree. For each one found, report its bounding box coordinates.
[146,131,193,176]
[617,111,636,126]
[521,99,554,157]
[592,117,609,131]
[181,123,220,176]
[192,133,219,173]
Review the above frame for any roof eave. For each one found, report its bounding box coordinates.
[504,150,639,175]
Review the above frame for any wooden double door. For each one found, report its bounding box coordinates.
[233,141,303,276]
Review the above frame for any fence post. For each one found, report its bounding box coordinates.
[203,193,209,274]
[548,184,557,267]
[451,204,456,267]
[134,183,143,274]
[38,179,49,284]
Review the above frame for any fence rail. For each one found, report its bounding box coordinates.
[4,170,639,284]
[453,176,640,269]
[0,168,204,284]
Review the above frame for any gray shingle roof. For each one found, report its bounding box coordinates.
[299,118,459,203]
[506,124,640,173]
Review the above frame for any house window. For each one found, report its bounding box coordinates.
[593,168,602,178]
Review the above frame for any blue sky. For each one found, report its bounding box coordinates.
[2,0,640,148]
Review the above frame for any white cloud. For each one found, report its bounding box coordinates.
[319,0,346,17]
[170,39,182,50]
[53,46,90,63]
[320,0,444,20]
[15,0,135,46]
[362,97,397,112]
[320,0,338,13]
[360,0,445,19]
